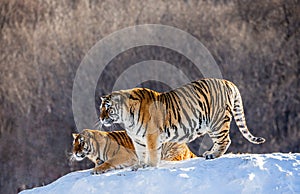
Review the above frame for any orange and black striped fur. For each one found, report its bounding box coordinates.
[99,78,265,167]
[72,129,196,174]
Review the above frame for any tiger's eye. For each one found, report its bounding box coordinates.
[105,102,111,109]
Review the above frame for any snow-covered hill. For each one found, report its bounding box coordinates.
[21,153,300,194]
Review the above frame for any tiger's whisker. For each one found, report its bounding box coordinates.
[68,152,76,163]
[94,119,103,130]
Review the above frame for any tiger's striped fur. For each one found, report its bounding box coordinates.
[99,78,265,167]
[72,129,196,174]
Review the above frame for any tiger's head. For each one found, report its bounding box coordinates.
[99,90,136,127]
[99,93,121,126]
[99,88,159,128]
[72,132,91,161]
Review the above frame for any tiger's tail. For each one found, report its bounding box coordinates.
[232,85,265,144]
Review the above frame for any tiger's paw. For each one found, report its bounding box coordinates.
[141,164,150,168]
[91,167,110,175]
[91,170,102,175]
[203,151,216,160]
[131,163,150,171]
[91,169,106,175]
[131,165,140,171]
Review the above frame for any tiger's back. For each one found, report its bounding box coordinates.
[72,129,196,174]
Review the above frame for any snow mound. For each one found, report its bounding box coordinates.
[21,153,300,194]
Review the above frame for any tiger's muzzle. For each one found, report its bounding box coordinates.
[73,152,86,161]
[101,117,114,126]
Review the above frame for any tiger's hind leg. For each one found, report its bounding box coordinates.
[203,116,232,159]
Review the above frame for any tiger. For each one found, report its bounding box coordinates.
[72,129,196,174]
[99,78,266,167]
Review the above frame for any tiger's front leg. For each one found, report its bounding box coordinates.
[146,131,162,167]
[131,141,148,170]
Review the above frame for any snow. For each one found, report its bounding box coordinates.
[20,153,300,194]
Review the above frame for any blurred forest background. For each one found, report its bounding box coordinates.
[0,0,299,193]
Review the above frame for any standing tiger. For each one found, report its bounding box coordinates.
[72,129,196,174]
[99,78,265,167]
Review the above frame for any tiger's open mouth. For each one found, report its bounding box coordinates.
[73,153,86,161]
[102,117,114,126]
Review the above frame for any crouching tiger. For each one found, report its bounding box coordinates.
[99,78,265,167]
[71,129,196,174]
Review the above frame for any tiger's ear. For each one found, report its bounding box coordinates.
[101,95,111,101]
[111,94,121,101]
[100,96,105,102]
[72,133,79,139]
